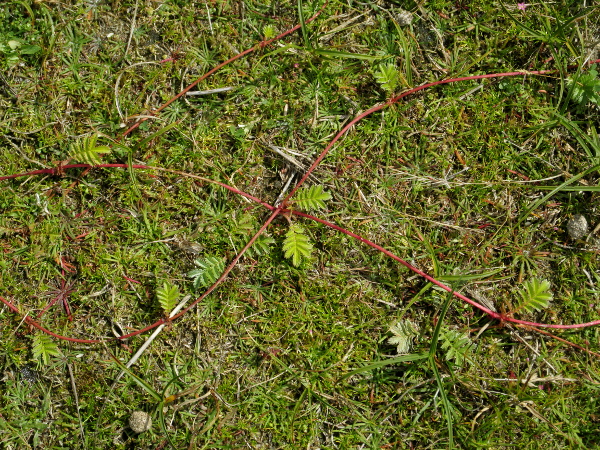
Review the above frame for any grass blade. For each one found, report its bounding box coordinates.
[429,293,454,448]
[297,0,310,50]
[517,163,600,225]
[134,121,180,151]
[531,185,600,191]
[108,353,162,402]
[339,353,428,381]
[313,48,385,61]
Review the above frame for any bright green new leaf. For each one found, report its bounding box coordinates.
[69,134,111,165]
[283,223,312,267]
[156,282,179,314]
[374,63,399,93]
[32,334,60,366]
[514,278,553,315]
[292,185,332,211]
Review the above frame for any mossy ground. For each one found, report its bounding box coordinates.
[1,0,600,448]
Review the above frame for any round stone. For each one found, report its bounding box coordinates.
[567,214,588,240]
[128,411,152,434]
[20,365,38,384]
[395,9,413,26]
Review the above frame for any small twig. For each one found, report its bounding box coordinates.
[582,268,596,287]
[318,12,366,43]
[123,0,139,61]
[0,71,18,98]
[205,2,214,34]
[266,144,308,170]
[427,166,470,188]
[458,84,483,100]
[185,87,234,96]
[111,295,191,386]
[2,136,49,168]
[275,172,296,207]
[491,375,578,387]
[114,62,161,121]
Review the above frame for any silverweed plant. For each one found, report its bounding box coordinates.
[1,1,600,449]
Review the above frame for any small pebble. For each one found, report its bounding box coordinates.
[395,9,413,26]
[20,365,38,384]
[566,214,588,240]
[129,411,152,434]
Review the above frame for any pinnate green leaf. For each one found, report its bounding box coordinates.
[514,278,552,315]
[246,234,275,257]
[292,185,331,211]
[157,282,179,314]
[440,329,472,367]
[388,319,418,354]
[374,63,399,93]
[567,65,600,110]
[69,134,111,165]
[188,256,225,290]
[283,223,312,267]
[32,334,60,366]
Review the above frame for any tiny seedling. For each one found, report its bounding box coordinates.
[68,134,112,165]
[156,282,179,315]
[567,64,600,112]
[511,278,553,316]
[188,256,225,290]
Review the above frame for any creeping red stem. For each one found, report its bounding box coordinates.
[1,10,599,347]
